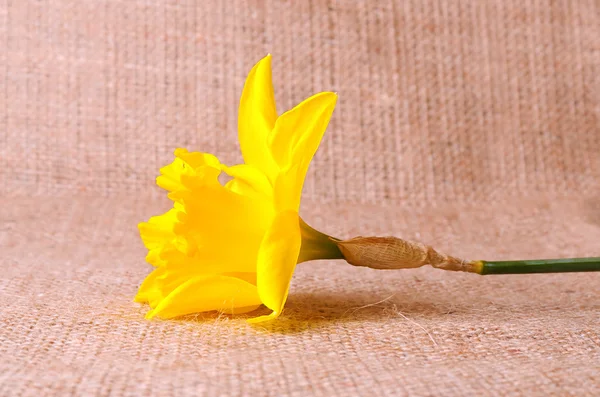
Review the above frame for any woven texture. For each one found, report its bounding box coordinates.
[1,0,599,396]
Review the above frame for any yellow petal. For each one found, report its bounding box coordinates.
[174,148,220,169]
[173,176,273,239]
[267,92,337,212]
[238,54,279,181]
[138,207,184,267]
[155,150,274,275]
[156,158,192,193]
[253,210,301,321]
[268,91,337,172]
[272,164,303,213]
[171,181,274,273]
[146,274,262,319]
[136,263,203,309]
[152,239,255,276]
[145,248,166,267]
[156,148,221,193]
[138,204,187,267]
[134,266,168,305]
[138,207,180,250]
[138,264,261,312]
[246,311,280,324]
[221,272,257,285]
[222,163,273,199]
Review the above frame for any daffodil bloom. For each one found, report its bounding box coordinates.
[135,55,342,322]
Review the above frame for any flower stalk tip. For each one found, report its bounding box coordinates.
[332,235,600,275]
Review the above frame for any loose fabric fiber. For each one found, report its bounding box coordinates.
[1,1,599,396]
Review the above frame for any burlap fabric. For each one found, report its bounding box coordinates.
[1,1,599,396]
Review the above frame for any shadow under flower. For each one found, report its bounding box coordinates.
[135,289,457,334]
[245,289,464,334]
[127,274,600,335]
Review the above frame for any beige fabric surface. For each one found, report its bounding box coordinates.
[1,0,599,396]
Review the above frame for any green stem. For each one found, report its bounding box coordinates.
[477,257,600,275]
[297,218,344,263]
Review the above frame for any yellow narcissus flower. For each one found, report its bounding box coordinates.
[135,54,342,323]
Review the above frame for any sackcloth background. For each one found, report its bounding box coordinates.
[1,0,599,396]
